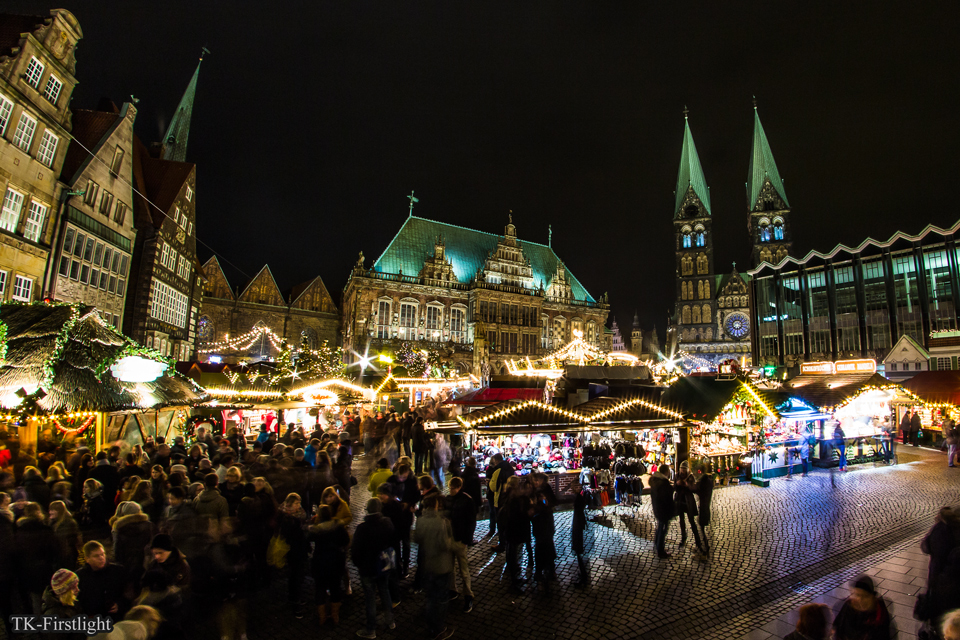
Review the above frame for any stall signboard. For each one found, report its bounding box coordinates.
[800,359,876,375]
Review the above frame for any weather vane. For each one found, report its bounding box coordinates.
[407,190,418,217]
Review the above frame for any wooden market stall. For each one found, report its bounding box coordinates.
[898,370,960,447]
[0,303,204,453]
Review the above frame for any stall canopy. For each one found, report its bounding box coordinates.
[442,387,544,406]
[660,376,789,422]
[900,370,960,406]
[0,303,204,412]
[783,372,893,412]
[439,393,687,435]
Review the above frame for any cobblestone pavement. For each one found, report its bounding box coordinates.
[58,445,954,640]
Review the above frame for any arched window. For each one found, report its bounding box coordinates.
[718,297,725,308]
[702,280,709,298]
[682,232,692,248]
[703,303,712,320]
[697,280,703,299]
[692,306,701,324]
[759,248,773,264]
[773,223,784,240]
[197,315,214,343]
[740,295,748,307]
[694,225,706,247]
[705,327,713,341]
[696,254,708,274]
[682,256,693,276]
[682,306,691,324]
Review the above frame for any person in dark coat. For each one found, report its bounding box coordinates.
[446,477,476,609]
[919,506,960,625]
[376,483,405,604]
[498,476,531,588]
[784,603,830,640]
[351,498,395,638]
[17,502,57,615]
[76,541,126,618]
[530,472,557,586]
[461,458,483,517]
[386,464,418,575]
[411,417,428,475]
[696,472,715,553]
[649,465,675,559]
[308,505,350,625]
[571,483,589,587]
[21,466,50,508]
[0,496,17,626]
[111,502,153,594]
[911,410,923,446]
[144,534,191,591]
[832,575,895,640]
[399,412,413,457]
[674,466,705,555]
[277,493,309,619]
[89,454,120,506]
[218,467,245,517]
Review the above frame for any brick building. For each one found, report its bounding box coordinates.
[341,214,609,377]
[0,10,82,303]
[196,256,339,363]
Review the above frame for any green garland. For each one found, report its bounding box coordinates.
[0,319,7,363]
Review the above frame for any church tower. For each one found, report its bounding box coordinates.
[161,49,207,162]
[673,110,715,347]
[747,103,791,267]
[630,311,642,354]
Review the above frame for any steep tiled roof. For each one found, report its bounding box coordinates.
[59,109,122,185]
[747,107,789,210]
[675,117,711,216]
[372,216,596,303]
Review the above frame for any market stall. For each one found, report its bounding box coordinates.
[0,302,204,453]
[898,370,960,447]
[432,393,689,501]
[783,360,906,468]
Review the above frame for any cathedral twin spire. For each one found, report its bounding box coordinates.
[673,103,788,216]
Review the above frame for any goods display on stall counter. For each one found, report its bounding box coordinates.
[471,434,582,474]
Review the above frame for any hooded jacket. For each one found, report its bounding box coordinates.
[111,512,153,580]
[193,488,228,521]
[412,509,454,575]
[649,472,675,522]
[308,519,350,574]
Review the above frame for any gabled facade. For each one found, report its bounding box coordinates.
[50,101,138,329]
[123,58,205,360]
[610,318,625,352]
[882,334,930,381]
[197,257,339,363]
[0,10,81,303]
[342,214,608,377]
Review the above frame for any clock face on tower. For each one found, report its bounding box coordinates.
[725,312,750,339]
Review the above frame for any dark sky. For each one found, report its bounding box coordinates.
[9,2,960,340]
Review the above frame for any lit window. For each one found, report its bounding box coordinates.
[185,186,193,201]
[0,189,24,233]
[0,272,7,298]
[938,357,951,371]
[150,279,188,327]
[11,275,32,302]
[36,129,58,167]
[177,255,191,280]
[451,307,466,343]
[23,57,44,89]
[23,201,47,242]
[13,112,37,152]
[377,299,391,339]
[42,74,62,105]
[0,94,12,137]
[399,302,417,340]
[889,362,897,371]
[426,305,442,341]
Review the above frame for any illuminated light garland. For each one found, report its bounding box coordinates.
[740,380,777,418]
[289,378,369,400]
[456,396,685,429]
[205,387,285,399]
[818,383,918,414]
[52,415,95,435]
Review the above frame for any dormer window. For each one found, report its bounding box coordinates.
[24,57,44,90]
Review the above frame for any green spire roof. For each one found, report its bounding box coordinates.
[747,107,789,209]
[675,116,711,216]
[162,51,206,163]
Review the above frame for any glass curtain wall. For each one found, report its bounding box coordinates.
[923,248,956,331]
[780,274,803,356]
[892,253,922,342]
[807,270,831,356]
[861,259,891,351]
[756,276,779,359]
[834,265,860,353]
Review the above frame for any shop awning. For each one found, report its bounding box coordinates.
[442,388,544,405]
[783,372,895,411]
[900,370,960,406]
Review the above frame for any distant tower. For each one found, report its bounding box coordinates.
[673,109,714,347]
[630,311,642,354]
[161,48,207,162]
[611,319,625,352]
[747,101,791,267]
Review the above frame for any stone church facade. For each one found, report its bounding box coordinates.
[671,106,793,368]
[341,215,609,377]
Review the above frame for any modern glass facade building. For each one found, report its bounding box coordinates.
[748,221,960,367]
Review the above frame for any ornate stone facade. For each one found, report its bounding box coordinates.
[342,215,609,376]
[197,257,339,363]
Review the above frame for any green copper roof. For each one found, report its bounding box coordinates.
[372,216,596,303]
[162,54,204,163]
[675,118,711,216]
[747,108,789,210]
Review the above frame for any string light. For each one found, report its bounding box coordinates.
[205,387,285,398]
[740,380,777,418]
[457,396,685,428]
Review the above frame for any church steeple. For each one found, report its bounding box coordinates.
[747,103,789,211]
[161,48,208,162]
[674,109,711,218]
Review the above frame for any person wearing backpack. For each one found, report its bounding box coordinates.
[352,498,395,639]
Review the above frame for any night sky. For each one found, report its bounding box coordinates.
[8,2,960,341]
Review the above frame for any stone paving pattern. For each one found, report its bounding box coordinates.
[7,446,944,640]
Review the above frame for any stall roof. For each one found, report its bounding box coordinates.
[660,376,788,422]
[0,303,204,413]
[783,372,893,410]
[563,365,651,381]
[900,371,960,406]
[443,388,543,405]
